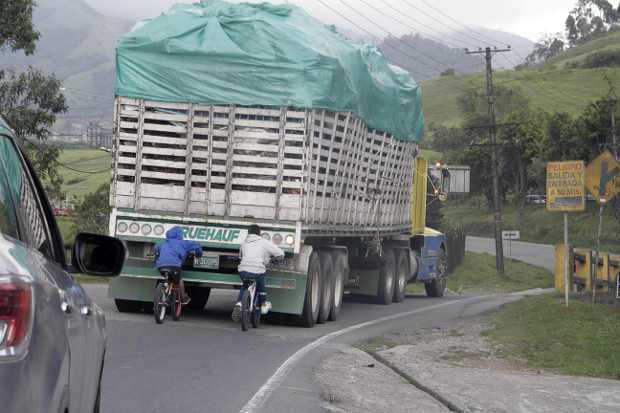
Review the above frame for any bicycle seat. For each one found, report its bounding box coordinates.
[242,279,255,287]
[159,267,182,283]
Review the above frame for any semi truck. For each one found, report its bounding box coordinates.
[106,1,451,327]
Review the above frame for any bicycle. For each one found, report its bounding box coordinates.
[236,256,283,331]
[239,276,262,332]
[153,267,183,324]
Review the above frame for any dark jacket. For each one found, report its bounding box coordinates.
[154,226,203,268]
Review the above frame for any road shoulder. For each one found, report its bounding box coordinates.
[335,314,620,413]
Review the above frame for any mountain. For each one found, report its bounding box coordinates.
[379,34,485,81]
[0,0,133,133]
[442,27,534,69]
[0,0,536,132]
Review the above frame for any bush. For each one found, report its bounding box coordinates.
[577,49,620,68]
[73,184,110,235]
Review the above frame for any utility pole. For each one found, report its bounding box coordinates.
[611,99,618,160]
[466,46,511,274]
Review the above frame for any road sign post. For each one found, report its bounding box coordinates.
[501,231,520,275]
[547,161,587,307]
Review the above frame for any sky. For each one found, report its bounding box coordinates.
[85,0,576,41]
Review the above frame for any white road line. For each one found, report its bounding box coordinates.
[239,295,488,413]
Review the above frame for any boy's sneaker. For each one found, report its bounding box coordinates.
[182,294,191,305]
[260,301,272,315]
[231,302,242,322]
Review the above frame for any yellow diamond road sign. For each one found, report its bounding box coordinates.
[586,151,620,203]
[547,161,586,212]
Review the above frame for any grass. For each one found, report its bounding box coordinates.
[486,294,620,379]
[422,66,620,127]
[56,216,77,245]
[419,149,443,162]
[58,148,111,200]
[406,251,553,295]
[443,199,620,254]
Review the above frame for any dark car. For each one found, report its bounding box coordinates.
[0,118,126,413]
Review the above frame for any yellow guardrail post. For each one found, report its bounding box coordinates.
[574,248,592,291]
[610,255,620,299]
[594,253,610,293]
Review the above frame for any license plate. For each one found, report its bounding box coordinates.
[194,255,220,270]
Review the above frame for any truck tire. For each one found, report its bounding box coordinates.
[115,299,143,313]
[300,251,321,327]
[317,251,334,324]
[425,248,447,298]
[329,252,347,321]
[393,251,409,303]
[377,249,396,305]
[186,287,211,311]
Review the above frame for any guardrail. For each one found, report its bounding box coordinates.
[554,245,620,299]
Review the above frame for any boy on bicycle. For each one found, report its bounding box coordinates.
[232,224,284,321]
[154,226,203,305]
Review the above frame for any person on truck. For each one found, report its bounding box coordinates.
[154,226,203,305]
[232,224,285,321]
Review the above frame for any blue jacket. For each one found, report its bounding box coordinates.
[154,226,203,268]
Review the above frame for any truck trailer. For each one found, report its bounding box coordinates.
[107,1,450,327]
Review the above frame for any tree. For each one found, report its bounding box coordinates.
[497,109,547,230]
[0,0,40,55]
[525,35,565,65]
[0,1,68,203]
[73,184,110,235]
[566,0,620,44]
[0,68,67,141]
[566,15,579,46]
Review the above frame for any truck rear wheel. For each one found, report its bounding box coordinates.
[329,252,347,321]
[425,249,447,298]
[115,299,143,313]
[377,249,396,305]
[300,251,321,327]
[393,251,409,303]
[317,251,334,324]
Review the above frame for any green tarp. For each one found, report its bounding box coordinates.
[115,0,424,141]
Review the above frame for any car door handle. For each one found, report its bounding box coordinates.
[80,306,92,317]
[61,302,72,314]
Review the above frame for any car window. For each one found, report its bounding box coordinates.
[0,135,54,259]
[0,160,19,239]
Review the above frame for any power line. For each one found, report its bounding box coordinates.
[401,0,498,48]
[370,0,472,49]
[332,0,455,72]
[315,0,440,78]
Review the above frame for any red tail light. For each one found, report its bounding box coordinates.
[0,281,32,348]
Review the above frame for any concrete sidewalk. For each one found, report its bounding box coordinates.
[316,316,620,413]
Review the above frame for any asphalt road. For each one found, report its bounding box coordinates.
[84,285,531,413]
[466,236,555,272]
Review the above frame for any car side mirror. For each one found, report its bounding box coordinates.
[71,233,126,276]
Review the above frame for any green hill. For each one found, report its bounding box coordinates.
[546,29,620,69]
[422,30,620,128]
[58,148,111,200]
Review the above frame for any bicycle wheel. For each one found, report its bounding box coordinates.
[240,289,251,332]
[171,287,182,321]
[154,283,167,324]
[251,300,261,329]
